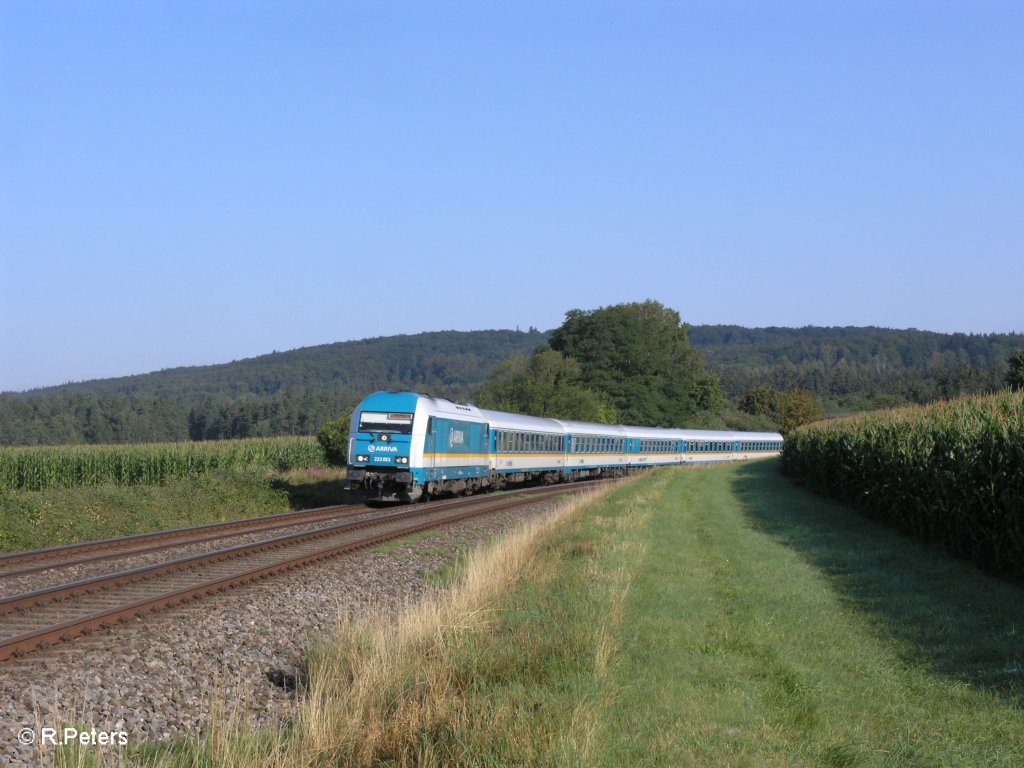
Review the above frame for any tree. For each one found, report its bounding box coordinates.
[1007,350,1024,391]
[737,386,822,434]
[548,300,721,426]
[738,386,778,417]
[691,373,727,414]
[475,349,615,422]
[772,390,824,435]
[317,409,353,466]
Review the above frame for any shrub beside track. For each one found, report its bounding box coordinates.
[0,437,328,491]
[781,390,1024,579]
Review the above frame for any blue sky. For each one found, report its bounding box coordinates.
[2,1,1022,392]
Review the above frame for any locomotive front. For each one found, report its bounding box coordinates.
[346,392,423,502]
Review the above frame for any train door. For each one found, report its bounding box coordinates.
[425,417,437,478]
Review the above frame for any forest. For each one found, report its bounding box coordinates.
[1,320,1021,446]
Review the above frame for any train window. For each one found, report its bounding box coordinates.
[358,411,414,435]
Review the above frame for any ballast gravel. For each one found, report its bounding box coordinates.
[0,499,563,767]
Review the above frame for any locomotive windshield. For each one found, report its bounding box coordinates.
[358,411,414,435]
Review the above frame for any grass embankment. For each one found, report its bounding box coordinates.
[140,462,1023,768]
[0,467,352,553]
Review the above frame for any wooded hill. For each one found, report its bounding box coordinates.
[689,325,1023,412]
[1,325,1020,446]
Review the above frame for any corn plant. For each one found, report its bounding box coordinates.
[0,436,328,491]
[781,391,1024,578]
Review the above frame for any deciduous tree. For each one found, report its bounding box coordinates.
[1007,350,1024,391]
[475,349,615,422]
[548,300,721,426]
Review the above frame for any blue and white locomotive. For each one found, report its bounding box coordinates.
[346,391,783,502]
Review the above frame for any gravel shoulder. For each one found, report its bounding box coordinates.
[0,498,562,767]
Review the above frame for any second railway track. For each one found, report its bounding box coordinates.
[0,484,601,662]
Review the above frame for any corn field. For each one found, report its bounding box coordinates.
[781,390,1024,579]
[0,436,328,491]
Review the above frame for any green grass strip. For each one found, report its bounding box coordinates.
[594,463,1023,767]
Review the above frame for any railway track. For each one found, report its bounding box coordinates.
[0,501,374,579]
[0,484,595,662]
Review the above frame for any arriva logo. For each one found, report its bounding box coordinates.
[367,444,398,453]
[448,428,465,447]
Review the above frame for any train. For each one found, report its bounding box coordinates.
[346,391,783,502]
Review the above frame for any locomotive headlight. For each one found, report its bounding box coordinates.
[397,457,409,464]
[357,455,368,463]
